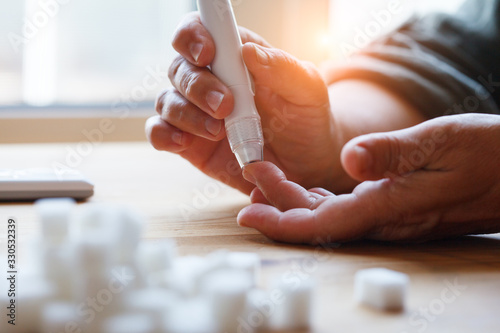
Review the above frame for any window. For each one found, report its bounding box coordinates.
[0,0,466,112]
[0,0,195,107]
[328,0,466,63]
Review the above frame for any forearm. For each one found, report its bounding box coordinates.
[330,79,427,145]
[326,79,427,193]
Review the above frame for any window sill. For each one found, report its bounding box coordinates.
[0,104,154,143]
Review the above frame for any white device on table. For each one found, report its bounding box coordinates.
[0,168,94,201]
[198,0,264,168]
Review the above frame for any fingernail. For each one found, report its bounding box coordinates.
[242,168,256,184]
[254,45,269,65]
[206,91,224,112]
[237,208,251,227]
[205,118,222,137]
[353,145,372,172]
[190,43,203,63]
[172,131,184,145]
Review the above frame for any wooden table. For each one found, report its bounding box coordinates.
[1,142,499,332]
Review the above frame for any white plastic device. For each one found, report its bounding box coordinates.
[198,0,264,167]
[0,168,94,201]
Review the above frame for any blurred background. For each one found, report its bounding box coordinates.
[0,0,465,142]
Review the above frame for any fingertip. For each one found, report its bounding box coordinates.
[237,203,280,229]
[242,166,256,185]
[242,43,269,69]
[237,205,252,227]
[211,88,235,119]
[145,116,193,153]
[341,141,374,182]
[242,161,273,184]
[172,13,215,67]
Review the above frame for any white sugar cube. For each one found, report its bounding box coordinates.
[137,240,176,274]
[354,268,409,311]
[200,268,253,332]
[167,256,210,296]
[102,313,157,333]
[227,252,261,287]
[12,277,57,332]
[41,245,76,300]
[36,198,75,246]
[164,298,217,333]
[41,302,80,333]
[74,204,144,266]
[268,277,314,331]
[75,237,111,275]
[239,289,272,332]
[204,250,260,287]
[109,207,144,265]
[123,288,179,329]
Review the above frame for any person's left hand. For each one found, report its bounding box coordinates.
[237,114,500,244]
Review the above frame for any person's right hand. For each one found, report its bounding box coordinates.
[146,12,353,194]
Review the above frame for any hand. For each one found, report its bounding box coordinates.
[238,114,500,244]
[146,12,346,194]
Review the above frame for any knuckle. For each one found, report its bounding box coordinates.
[165,99,186,124]
[375,133,401,174]
[181,71,201,98]
[161,91,192,126]
[168,55,184,83]
[145,117,161,144]
[155,88,171,114]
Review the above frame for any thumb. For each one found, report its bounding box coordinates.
[242,43,327,107]
[341,122,449,182]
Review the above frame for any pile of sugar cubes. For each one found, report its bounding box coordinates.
[0,198,315,333]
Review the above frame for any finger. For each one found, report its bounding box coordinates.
[242,162,317,211]
[172,13,271,67]
[238,26,272,47]
[238,204,319,244]
[309,187,334,197]
[157,89,225,141]
[341,120,450,182]
[145,116,193,153]
[168,56,234,118]
[249,187,271,205]
[241,43,328,107]
[239,177,389,244]
[172,12,214,67]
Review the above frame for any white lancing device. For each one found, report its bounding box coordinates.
[198,0,264,167]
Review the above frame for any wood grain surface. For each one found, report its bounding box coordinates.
[1,142,499,332]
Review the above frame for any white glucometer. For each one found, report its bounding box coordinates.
[0,168,94,201]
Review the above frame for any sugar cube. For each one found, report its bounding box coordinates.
[35,198,75,246]
[268,277,314,331]
[354,267,409,311]
[200,268,253,332]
